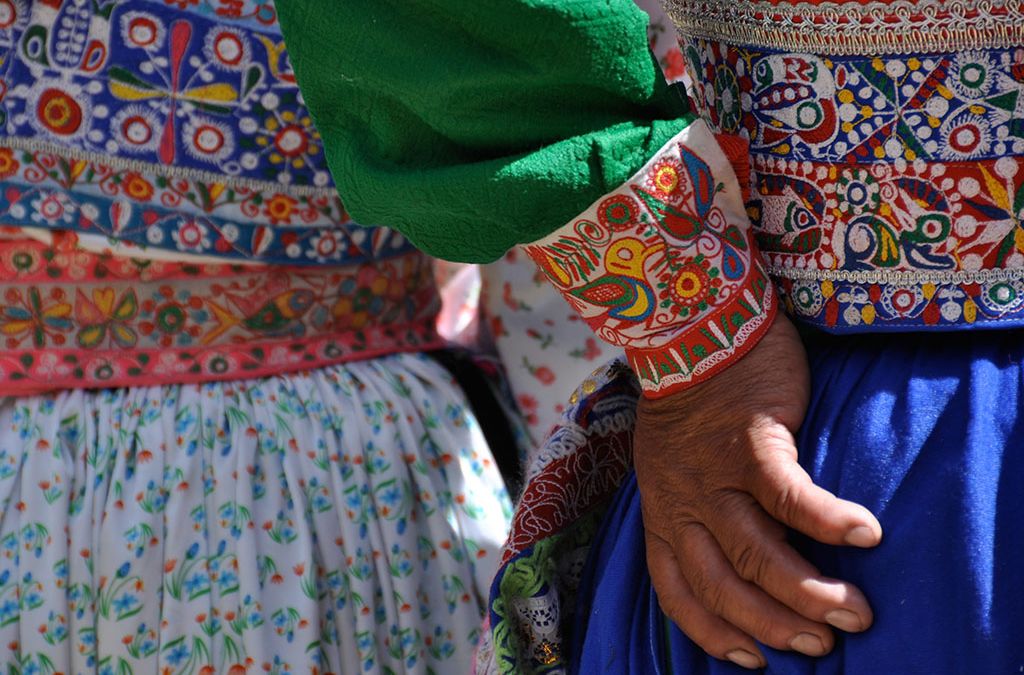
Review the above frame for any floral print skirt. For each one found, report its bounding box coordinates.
[0,353,512,675]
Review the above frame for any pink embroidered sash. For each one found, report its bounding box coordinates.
[0,233,443,394]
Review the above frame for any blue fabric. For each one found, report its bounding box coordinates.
[570,330,1024,673]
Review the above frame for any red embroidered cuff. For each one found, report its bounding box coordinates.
[524,119,776,397]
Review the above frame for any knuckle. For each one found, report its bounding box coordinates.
[752,617,794,650]
[693,571,730,618]
[787,586,820,617]
[731,542,771,585]
[656,594,690,631]
[770,482,799,522]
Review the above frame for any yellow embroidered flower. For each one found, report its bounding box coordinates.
[264,194,298,225]
[74,288,139,349]
[0,148,20,180]
[122,172,155,202]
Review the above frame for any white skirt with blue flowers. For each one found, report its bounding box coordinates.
[0,353,511,675]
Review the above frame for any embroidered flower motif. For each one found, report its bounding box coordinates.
[646,159,685,197]
[0,147,19,180]
[27,81,90,140]
[657,255,722,318]
[668,260,714,308]
[597,194,642,232]
[245,105,323,176]
[183,118,235,165]
[122,173,155,202]
[949,51,996,100]
[109,106,162,154]
[120,11,166,51]
[204,26,251,71]
[0,287,73,348]
[29,193,75,226]
[75,288,139,349]
[0,244,42,277]
[171,220,211,253]
[264,194,298,225]
[881,285,926,318]
[940,111,993,161]
[836,170,881,216]
[307,229,345,263]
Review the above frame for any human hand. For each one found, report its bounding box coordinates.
[634,313,882,669]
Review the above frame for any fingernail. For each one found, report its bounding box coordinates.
[789,632,827,656]
[726,649,763,669]
[844,525,878,547]
[825,608,864,632]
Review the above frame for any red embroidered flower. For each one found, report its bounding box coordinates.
[662,49,687,82]
[533,366,556,385]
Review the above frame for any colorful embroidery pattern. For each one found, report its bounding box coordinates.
[668,0,1024,55]
[0,236,442,393]
[4,1,324,185]
[757,154,1024,328]
[680,28,1024,330]
[1,354,511,675]
[524,121,776,396]
[0,0,416,264]
[476,360,639,675]
[0,144,414,264]
[1,4,515,675]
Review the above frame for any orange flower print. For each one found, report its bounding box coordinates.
[264,194,298,225]
[122,172,155,202]
[0,148,19,180]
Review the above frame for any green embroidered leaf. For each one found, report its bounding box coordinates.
[107,66,159,92]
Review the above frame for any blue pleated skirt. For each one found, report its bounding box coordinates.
[570,330,1024,674]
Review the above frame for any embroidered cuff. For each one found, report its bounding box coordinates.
[524,119,776,397]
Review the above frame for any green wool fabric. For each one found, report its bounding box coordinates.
[277,0,694,262]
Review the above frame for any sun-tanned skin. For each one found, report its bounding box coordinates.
[635,314,883,669]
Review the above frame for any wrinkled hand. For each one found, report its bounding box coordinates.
[635,314,882,670]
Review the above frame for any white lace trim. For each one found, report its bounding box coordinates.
[667,0,1024,55]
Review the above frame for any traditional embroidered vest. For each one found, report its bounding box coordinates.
[668,0,1024,330]
[0,1,442,392]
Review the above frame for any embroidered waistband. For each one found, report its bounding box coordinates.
[771,264,1024,330]
[668,0,1024,55]
[770,265,1024,286]
[0,238,443,393]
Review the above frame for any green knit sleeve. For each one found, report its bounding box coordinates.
[277,0,693,263]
